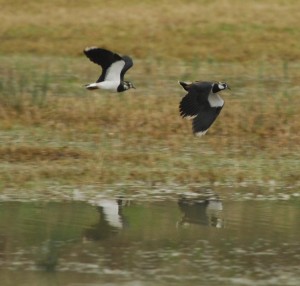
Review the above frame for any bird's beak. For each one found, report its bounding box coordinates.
[227,85,231,90]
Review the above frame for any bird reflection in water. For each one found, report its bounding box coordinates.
[83,198,129,241]
[177,193,224,228]
[83,192,224,242]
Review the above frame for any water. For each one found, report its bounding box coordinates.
[0,191,299,286]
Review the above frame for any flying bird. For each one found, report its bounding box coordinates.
[83,47,135,92]
[179,81,230,136]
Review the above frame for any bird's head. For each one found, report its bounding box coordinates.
[123,81,136,90]
[212,82,231,93]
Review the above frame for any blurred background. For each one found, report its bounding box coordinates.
[0,0,299,191]
[1,1,300,286]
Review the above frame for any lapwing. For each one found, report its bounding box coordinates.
[83,47,135,92]
[179,81,230,136]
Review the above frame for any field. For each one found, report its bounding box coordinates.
[0,0,300,195]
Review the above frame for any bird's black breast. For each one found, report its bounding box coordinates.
[117,82,126,92]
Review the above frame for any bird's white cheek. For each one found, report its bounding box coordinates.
[218,84,225,90]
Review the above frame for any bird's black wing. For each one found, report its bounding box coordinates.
[179,92,202,118]
[120,56,133,80]
[179,82,212,118]
[192,106,223,135]
[84,47,123,82]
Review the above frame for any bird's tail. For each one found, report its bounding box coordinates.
[84,83,98,90]
[178,81,192,91]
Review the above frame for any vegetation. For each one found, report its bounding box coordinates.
[0,0,299,192]
[1,0,300,61]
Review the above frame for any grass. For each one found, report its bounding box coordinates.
[0,1,300,192]
[1,0,300,61]
[0,55,299,191]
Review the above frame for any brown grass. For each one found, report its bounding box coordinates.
[0,1,300,191]
[1,0,300,61]
[0,146,89,162]
[0,59,299,189]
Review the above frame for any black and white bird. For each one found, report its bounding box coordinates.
[83,47,135,92]
[179,81,230,136]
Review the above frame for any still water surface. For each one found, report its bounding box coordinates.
[0,191,299,286]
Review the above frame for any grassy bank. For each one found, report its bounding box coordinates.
[0,55,299,190]
[0,0,299,192]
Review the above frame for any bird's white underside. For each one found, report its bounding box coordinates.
[86,81,120,91]
[195,130,208,136]
[105,60,125,82]
[208,93,224,108]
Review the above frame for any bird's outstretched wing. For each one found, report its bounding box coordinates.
[120,56,133,81]
[179,83,211,118]
[192,106,223,136]
[84,47,125,82]
[179,91,201,119]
